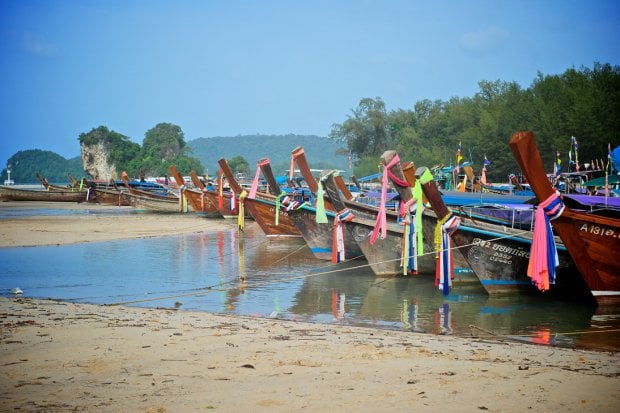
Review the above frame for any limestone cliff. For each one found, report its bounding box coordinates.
[80,141,117,180]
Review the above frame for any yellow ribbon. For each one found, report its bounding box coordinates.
[238,190,248,231]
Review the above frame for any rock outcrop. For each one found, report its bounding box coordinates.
[80,141,117,180]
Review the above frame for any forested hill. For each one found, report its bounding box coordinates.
[2,150,86,184]
[188,134,349,175]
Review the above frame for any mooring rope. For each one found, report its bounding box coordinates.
[106,226,533,307]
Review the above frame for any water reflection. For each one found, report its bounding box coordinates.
[0,220,615,352]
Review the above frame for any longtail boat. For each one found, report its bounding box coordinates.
[124,190,185,213]
[0,185,87,202]
[121,172,179,201]
[286,147,363,260]
[89,187,130,206]
[218,157,300,236]
[323,153,466,277]
[189,169,241,219]
[186,171,223,218]
[35,172,80,192]
[415,165,584,297]
[509,131,620,306]
[169,165,218,215]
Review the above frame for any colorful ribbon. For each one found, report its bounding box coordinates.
[332,209,355,263]
[248,164,261,200]
[315,181,328,224]
[217,169,224,209]
[179,185,186,212]
[370,154,401,244]
[275,190,287,225]
[527,192,564,291]
[237,190,248,230]
[434,214,460,295]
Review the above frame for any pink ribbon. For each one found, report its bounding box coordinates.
[370,154,401,245]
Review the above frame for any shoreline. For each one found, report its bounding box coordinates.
[1,201,619,411]
[0,201,234,248]
[1,297,619,412]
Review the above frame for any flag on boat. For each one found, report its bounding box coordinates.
[455,142,462,173]
[480,155,490,185]
[571,136,579,171]
[553,150,562,176]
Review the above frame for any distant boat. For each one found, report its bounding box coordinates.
[218,157,300,237]
[0,185,86,202]
[124,191,185,213]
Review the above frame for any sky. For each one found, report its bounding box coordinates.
[1,0,619,168]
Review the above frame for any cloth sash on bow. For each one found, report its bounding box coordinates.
[417,167,459,294]
[315,181,328,224]
[528,192,564,291]
[399,198,417,275]
[217,169,224,209]
[370,154,403,244]
[179,185,187,213]
[237,190,248,230]
[434,214,460,295]
[332,208,355,263]
[248,162,263,200]
[274,190,287,225]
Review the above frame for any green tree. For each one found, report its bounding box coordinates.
[227,155,249,175]
[329,97,390,160]
[137,123,204,176]
[78,126,141,176]
[2,150,86,184]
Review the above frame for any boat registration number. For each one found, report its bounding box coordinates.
[579,223,617,238]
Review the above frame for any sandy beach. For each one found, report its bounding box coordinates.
[1,202,619,412]
[0,201,232,248]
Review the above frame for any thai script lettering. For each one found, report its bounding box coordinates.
[472,238,528,260]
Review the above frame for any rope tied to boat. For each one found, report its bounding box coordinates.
[528,191,563,291]
[434,213,460,295]
[370,154,401,244]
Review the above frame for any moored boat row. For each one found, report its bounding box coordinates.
[4,131,618,310]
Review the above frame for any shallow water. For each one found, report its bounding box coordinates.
[1,211,618,352]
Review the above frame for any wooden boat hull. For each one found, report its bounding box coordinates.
[545,211,620,306]
[0,186,86,202]
[125,192,184,213]
[451,219,585,296]
[182,188,221,217]
[88,188,130,206]
[509,131,620,307]
[244,196,301,237]
[202,190,249,219]
[288,205,363,260]
[348,218,435,276]
[348,213,474,278]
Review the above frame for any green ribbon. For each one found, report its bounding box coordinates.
[315,181,328,224]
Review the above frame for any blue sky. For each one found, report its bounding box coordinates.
[1,0,618,168]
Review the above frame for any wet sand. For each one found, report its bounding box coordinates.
[1,201,619,412]
[0,201,231,248]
